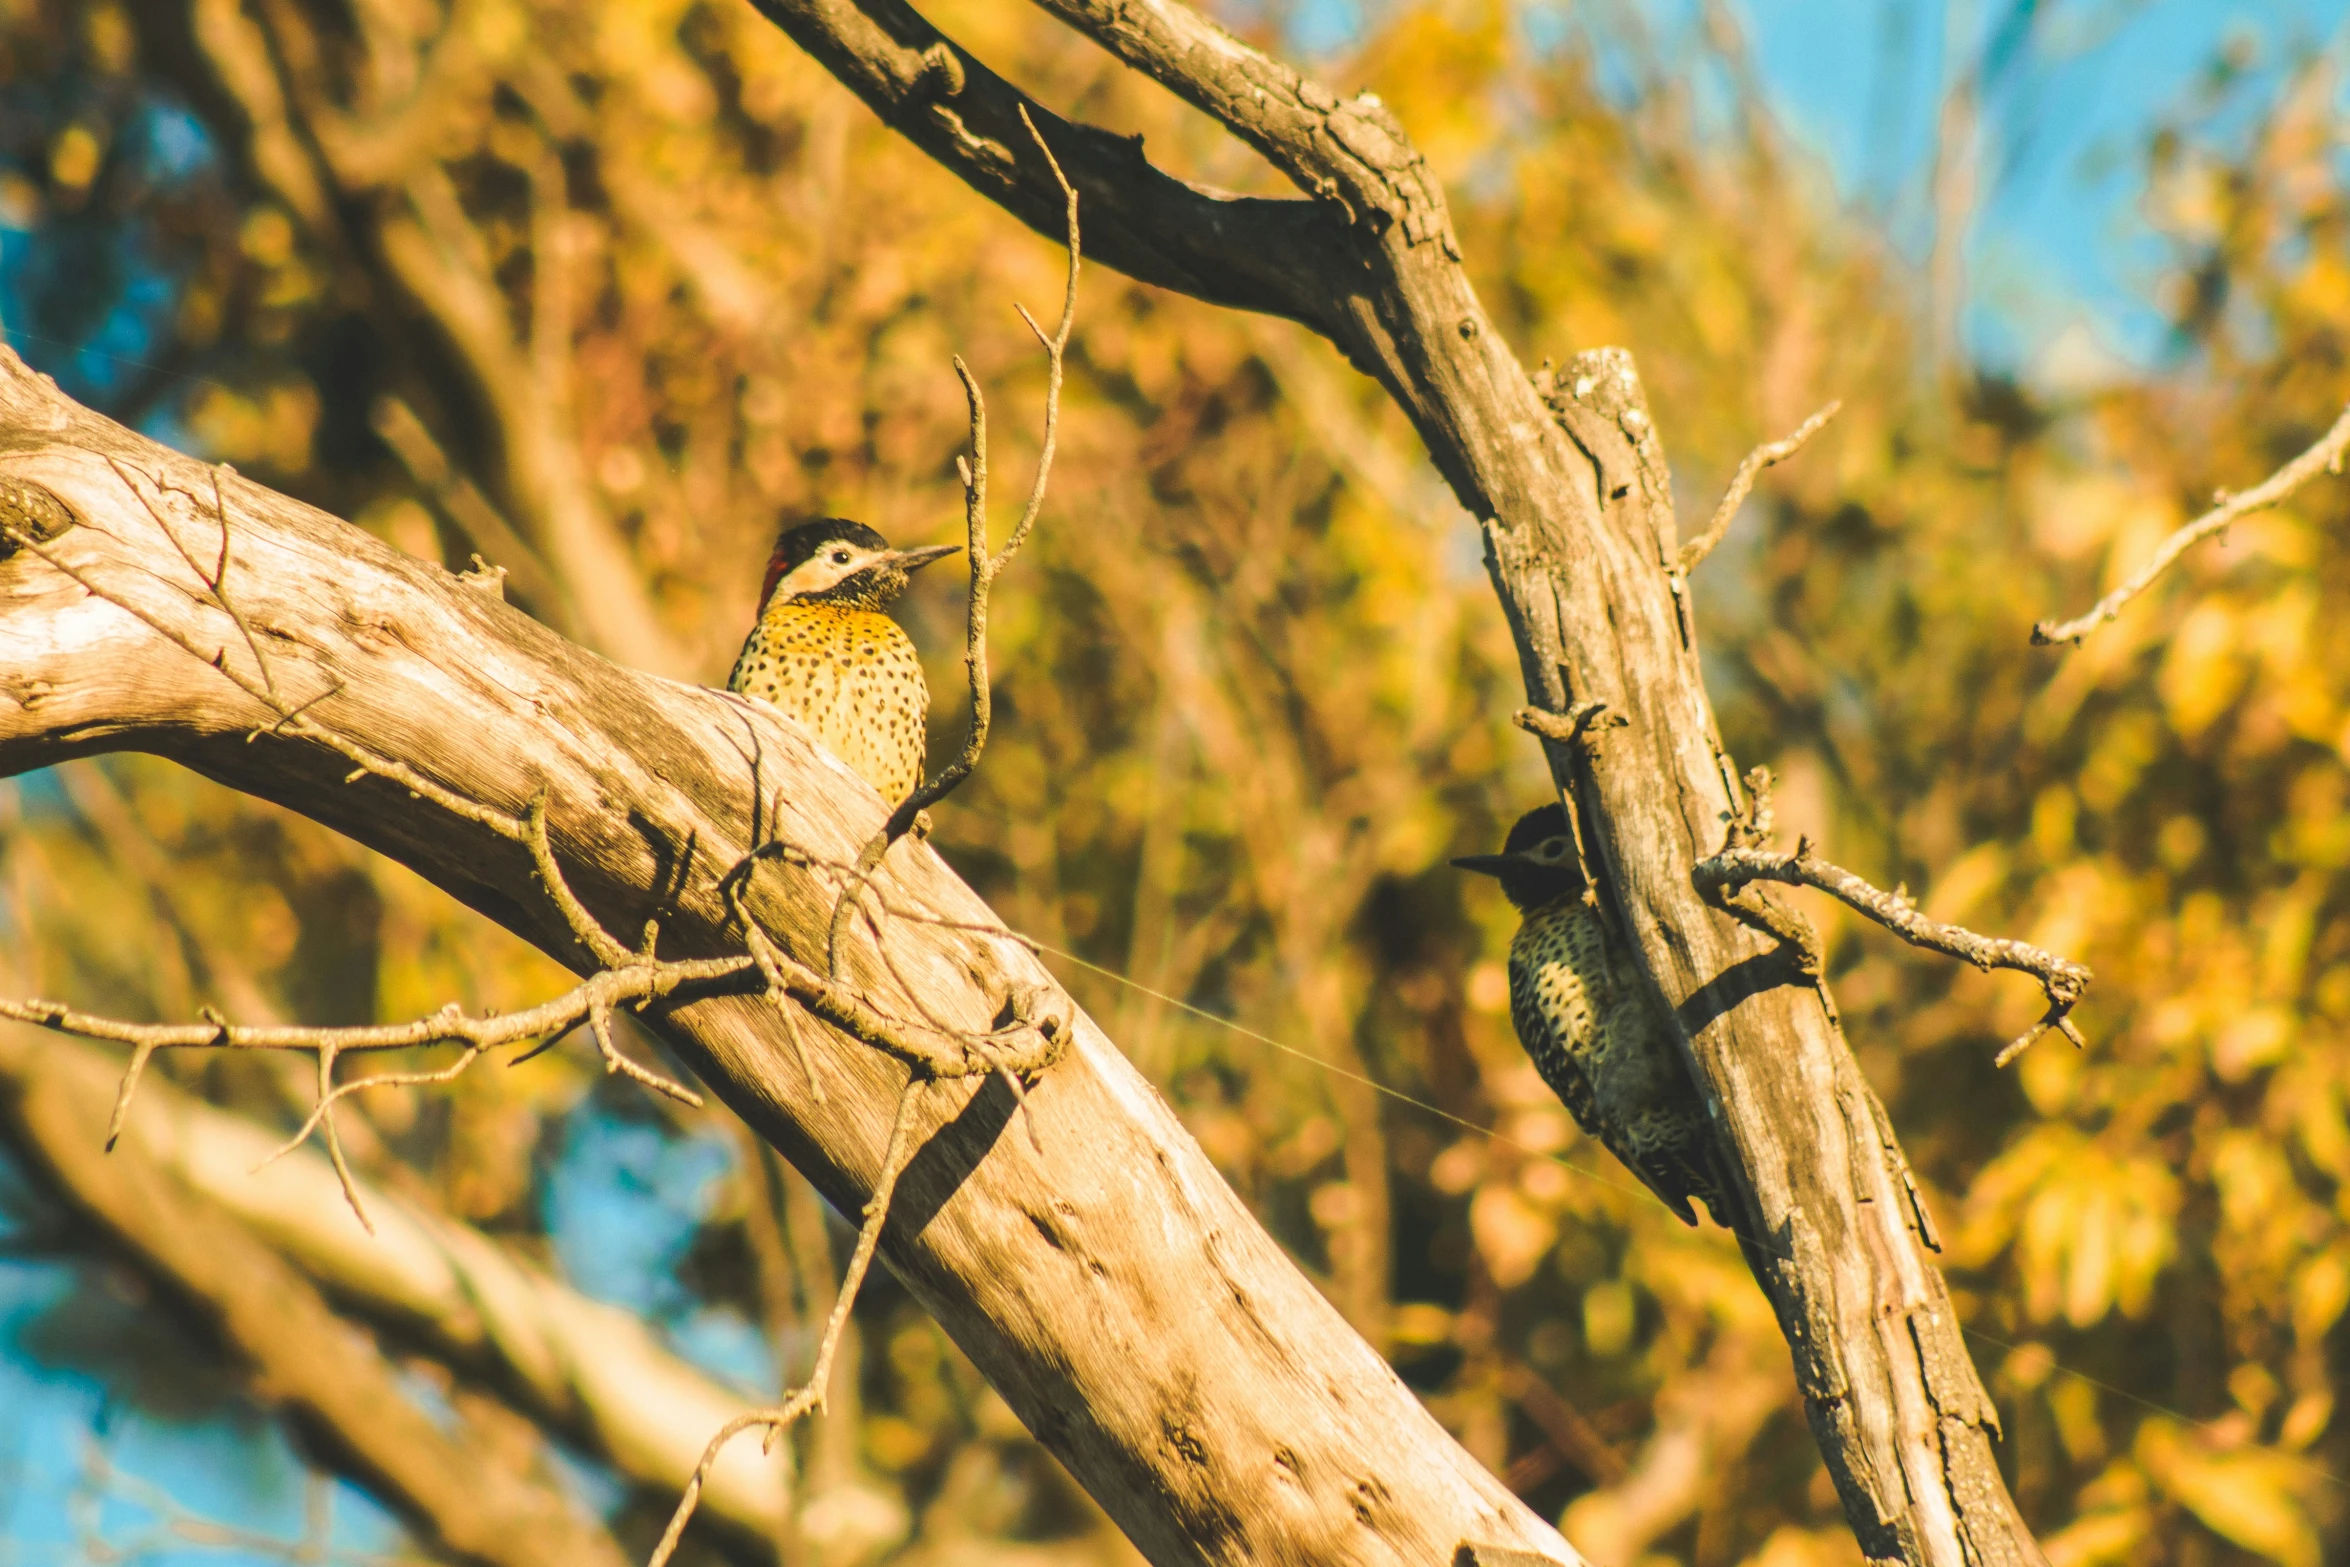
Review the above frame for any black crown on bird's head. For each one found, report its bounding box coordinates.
[1451,802,1588,912]
[759,518,960,613]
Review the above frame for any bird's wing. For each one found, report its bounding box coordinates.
[1508,944,1603,1138]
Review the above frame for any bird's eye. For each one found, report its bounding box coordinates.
[831,549,851,564]
[1538,838,1569,861]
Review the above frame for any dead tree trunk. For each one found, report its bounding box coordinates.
[0,353,1579,1566]
[731,0,2041,1560]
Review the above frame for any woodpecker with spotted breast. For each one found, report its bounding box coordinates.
[1454,804,1726,1227]
[727,519,959,803]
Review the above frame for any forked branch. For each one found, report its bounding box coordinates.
[823,107,1079,976]
[891,104,1079,840]
[1695,837,2092,1066]
[2033,401,2350,645]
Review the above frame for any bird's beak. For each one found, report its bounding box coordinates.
[1449,852,1517,877]
[889,544,962,572]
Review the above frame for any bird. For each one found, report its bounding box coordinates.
[727,518,959,803]
[1454,803,1726,1227]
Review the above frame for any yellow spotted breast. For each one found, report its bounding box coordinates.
[726,602,930,803]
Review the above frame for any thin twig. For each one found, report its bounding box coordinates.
[256,1039,487,1171]
[313,1042,370,1233]
[723,868,1064,1084]
[2034,402,2350,645]
[822,108,1081,978]
[723,878,828,1103]
[733,839,1068,1095]
[11,953,746,1212]
[1693,839,2092,1065]
[3,959,751,1060]
[646,1079,926,1567]
[851,886,1047,1152]
[588,998,704,1106]
[1678,400,1841,572]
[525,789,634,968]
[888,105,1080,840]
[208,466,279,700]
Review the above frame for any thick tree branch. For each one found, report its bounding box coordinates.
[1016,0,1456,251]
[0,350,1581,1567]
[741,0,1350,329]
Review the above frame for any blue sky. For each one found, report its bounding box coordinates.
[1731,0,2350,370]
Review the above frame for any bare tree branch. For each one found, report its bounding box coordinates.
[1015,0,1455,249]
[1678,400,1842,571]
[889,107,1076,839]
[648,1078,926,1567]
[822,111,1079,1020]
[1695,838,2091,1066]
[740,0,1350,328]
[2034,402,2350,645]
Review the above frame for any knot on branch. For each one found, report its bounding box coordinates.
[0,475,78,559]
[912,41,965,98]
[1513,701,1625,754]
[1533,347,1644,425]
[460,554,508,599]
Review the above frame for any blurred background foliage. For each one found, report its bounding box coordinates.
[1,0,2349,1564]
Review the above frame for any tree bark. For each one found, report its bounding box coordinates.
[729,1,2040,1560]
[0,351,1579,1567]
